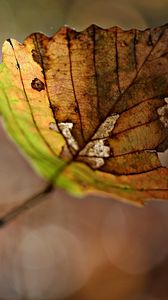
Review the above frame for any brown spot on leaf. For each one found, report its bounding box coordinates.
[147,33,153,46]
[31,78,45,91]
[32,49,42,67]
[74,106,79,113]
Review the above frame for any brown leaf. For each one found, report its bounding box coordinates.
[0,24,168,205]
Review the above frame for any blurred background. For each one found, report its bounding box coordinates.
[0,0,168,299]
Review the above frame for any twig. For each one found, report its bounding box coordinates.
[0,183,54,228]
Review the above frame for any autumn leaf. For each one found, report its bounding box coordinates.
[0,24,168,208]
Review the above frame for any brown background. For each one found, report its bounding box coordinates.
[0,0,168,299]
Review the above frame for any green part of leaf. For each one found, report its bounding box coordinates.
[0,63,65,181]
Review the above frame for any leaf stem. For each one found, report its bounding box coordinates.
[0,183,53,228]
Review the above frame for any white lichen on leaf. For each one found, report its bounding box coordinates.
[79,139,110,157]
[92,114,119,139]
[49,122,79,151]
[157,103,168,128]
[78,114,119,168]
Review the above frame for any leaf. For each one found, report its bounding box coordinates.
[0,24,168,205]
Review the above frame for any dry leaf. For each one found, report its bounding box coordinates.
[0,24,168,207]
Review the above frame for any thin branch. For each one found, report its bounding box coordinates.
[0,183,54,228]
